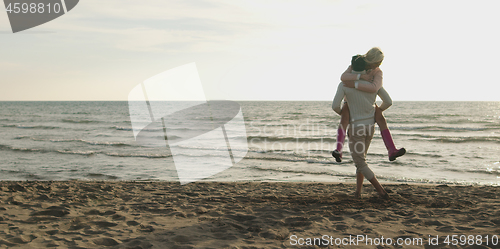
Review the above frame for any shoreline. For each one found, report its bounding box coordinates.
[2,179,495,186]
[1,181,499,248]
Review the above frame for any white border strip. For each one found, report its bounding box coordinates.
[61,0,68,13]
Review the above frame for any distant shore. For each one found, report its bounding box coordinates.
[1,181,499,248]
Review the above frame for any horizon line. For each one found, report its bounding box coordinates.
[0,100,499,102]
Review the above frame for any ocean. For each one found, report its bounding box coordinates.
[0,101,499,185]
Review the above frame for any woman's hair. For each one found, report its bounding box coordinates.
[363,47,384,64]
[351,54,366,71]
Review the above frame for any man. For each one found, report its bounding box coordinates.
[331,47,392,198]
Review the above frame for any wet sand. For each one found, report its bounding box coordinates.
[0,181,499,248]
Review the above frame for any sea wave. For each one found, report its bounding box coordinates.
[390,126,492,132]
[0,144,96,156]
[246,165,466,185]
[2,124,59,129]
[248,130,500,145]
[85,173,119,179]
[244,153,337,164]
[468,168,500,175]
[113,126,190,132]
[61,112,91,115]
[404,151,443,158]
[247,147,444,159]
[0,144,170,158]
[62,119,100,124]
[56,150,97,156]
[248,164,341,175]
[247,135,336,143]
[399,133,500,143]
[443,167,500,176]
[104,152,170,158]
[431,137,500,144]
[113,126,134,131]
[14,136,134,147]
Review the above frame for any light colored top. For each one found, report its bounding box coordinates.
[332,83,392,126]
[340,66,383,93]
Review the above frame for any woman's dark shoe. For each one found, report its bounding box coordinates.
[332,150,342,162]
[389,148,406,161]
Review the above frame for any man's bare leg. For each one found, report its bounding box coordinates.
[355,172,364,198]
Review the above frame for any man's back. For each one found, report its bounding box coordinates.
[331,82,392,126]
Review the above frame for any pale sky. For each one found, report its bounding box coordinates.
[1,0,499,101]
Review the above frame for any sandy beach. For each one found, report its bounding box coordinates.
[0,181,499,248]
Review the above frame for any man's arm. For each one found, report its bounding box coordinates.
[377,87,392,111]
[332,83,345,115]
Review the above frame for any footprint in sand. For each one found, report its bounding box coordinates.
[92,221,118,228]
[30,206,70,217]
[93,237,120,246]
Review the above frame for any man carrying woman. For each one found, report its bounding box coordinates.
[331,47,398,198]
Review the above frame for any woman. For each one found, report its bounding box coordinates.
[331,47,392,198]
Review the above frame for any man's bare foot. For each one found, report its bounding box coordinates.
[354,191,361,199]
